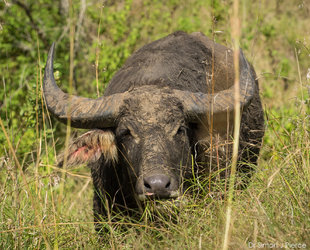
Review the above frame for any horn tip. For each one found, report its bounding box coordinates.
[48,42,56,58]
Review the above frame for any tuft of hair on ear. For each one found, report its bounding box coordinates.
[57,129,118,168]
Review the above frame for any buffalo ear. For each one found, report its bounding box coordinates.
[57,130,118,167]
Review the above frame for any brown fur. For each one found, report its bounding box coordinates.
[57,130,117,167]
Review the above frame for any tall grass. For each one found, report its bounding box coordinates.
[1,0,310,249]
[222,0,241,248]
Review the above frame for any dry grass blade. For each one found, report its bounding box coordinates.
[222,0,241,249]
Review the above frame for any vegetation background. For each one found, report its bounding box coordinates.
[0,0,309,248]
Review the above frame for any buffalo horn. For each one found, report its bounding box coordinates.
[43,43,127,129]
[175,50,256,121]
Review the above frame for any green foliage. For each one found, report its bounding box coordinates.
[0,0,68,158]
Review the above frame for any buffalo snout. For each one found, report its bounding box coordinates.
[136,173,179,200]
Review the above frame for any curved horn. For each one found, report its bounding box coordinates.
[43,43,127,129]
[175,49,256,121]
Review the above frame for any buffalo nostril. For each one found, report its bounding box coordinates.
[143,174,172,193]
[144,182,151,189]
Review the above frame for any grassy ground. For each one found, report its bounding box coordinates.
[1,0,309,249]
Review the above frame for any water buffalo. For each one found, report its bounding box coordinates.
[43,31,264,228]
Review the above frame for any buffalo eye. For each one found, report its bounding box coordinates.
[176,125,187,136]
[118,128,132,138]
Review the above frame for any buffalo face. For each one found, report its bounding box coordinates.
[116,90,192,200]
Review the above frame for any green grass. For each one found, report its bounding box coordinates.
[1,0,310,249]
